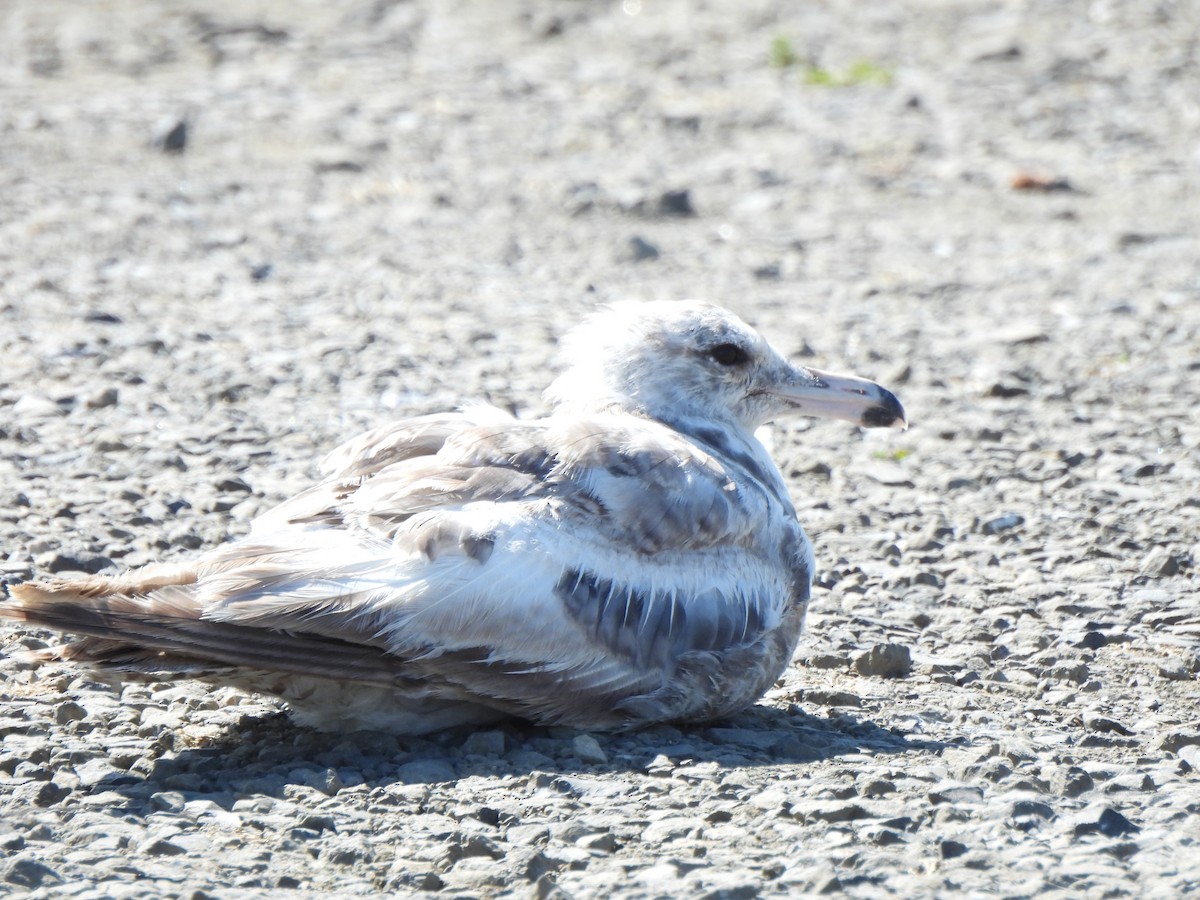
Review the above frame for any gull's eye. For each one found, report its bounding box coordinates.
[709,342,750,367]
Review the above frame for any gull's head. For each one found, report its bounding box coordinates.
[546,300,907,434]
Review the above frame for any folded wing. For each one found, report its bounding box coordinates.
[6,405,806,728]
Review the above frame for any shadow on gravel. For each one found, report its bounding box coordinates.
[96,702,945,808]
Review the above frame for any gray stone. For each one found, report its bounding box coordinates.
[532,873,572,900]
[858,779,896,798]
[1155,732,1200,755]
[1011,799,1055,820]
[641,817,694,842]
[395,759,457,784]
[571,734,608,764]
[289,767,344,795]
[73,758,129,787]
[928,783,985,805]
[1139,546,1182,576]
[4,857,63,888]
[12,781,71,807]
[625,235,660,262]
[853,644,913,678]
[577,831,618,852]
[1083,713,1133,735]
[940,840,968,859]
[504,824,551,846]
[54,700,88,724]
[1051,766,1095,798]
[462,730,506,756]
[138,837,188,856]
[1073,806,1141,838]
[13,395,64,418]
[981,514,1024,535]
[786,801,872,824]
[86,387,121,409]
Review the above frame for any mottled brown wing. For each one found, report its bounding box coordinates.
[5,407,798,730]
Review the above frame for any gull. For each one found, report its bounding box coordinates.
[2,301,906,734]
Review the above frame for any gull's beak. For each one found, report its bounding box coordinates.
[770,365,908,429]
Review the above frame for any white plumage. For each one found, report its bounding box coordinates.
[2,300,906,734]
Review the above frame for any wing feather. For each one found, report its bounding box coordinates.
[4,406,806,729]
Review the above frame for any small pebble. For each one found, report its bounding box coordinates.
[572,734,608,765]
[624,235,660,262]
[854,644,913,678]
[462,730,506,756]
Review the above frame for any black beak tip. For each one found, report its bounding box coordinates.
[862,388,907,429]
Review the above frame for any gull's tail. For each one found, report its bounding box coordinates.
[1,571,510,735]
[1,568,400,686]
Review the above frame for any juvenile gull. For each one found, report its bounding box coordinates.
[2,301,906,734]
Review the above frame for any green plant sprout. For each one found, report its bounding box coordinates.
[770,38,894,87]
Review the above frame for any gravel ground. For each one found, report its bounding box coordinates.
[2,0,1199,896]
